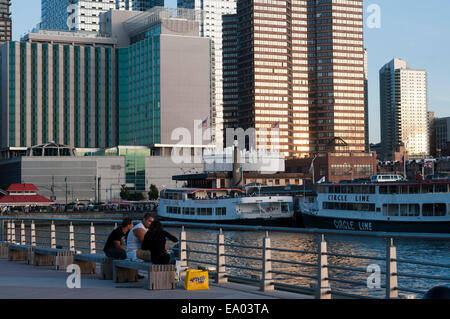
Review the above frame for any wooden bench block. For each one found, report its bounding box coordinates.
[102,258,114,280]
[75,260,97,275]
[35,253,54,267]
[34,248,75,270]
[114,267,139,283]
[149,265,177,290]
[9,249,26,262]
[112,260,176,290]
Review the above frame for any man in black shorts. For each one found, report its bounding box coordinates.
[103,218,134,259]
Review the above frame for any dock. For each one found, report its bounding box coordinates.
[0,259,311,299]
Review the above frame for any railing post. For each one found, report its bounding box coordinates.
[20,220,26,245]
[386,238,399,299]
[10,221,16,245]
[179,226,187,277]
[31,220,36,246]
[89,223,96,254]
[69,222,75,252]
[316,234,331,299]
[6,221,11,243]
[50,222,56,249]
[260,231,274,291]
[216,228,227,284]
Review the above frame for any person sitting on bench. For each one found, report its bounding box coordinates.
[103,218,134,259]
[141,220,178,265]
[126,213,154,261]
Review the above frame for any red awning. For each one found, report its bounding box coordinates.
[0,194,54,206]
[7,184,40,192]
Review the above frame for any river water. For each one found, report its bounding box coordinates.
[6,221,450,299]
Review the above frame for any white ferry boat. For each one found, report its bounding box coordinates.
[158,188,294,226]
[299,177,450,233]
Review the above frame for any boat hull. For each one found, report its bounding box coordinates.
[302,213,450,233]
[157,215,295,227]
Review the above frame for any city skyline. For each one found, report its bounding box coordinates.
[9,0,450,145]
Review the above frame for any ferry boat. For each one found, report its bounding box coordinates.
[299,176,450,233]
[158,188,294,226]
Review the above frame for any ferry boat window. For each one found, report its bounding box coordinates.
[422,185,434,193]
[281,203,289,213]
[409,185,419,194]
[187,193,194,199]
[379,186,387,194]
[400,204,408,216]
[408,204,420,216]
[383,204,399,216]
[198,208,213,216]
[216,207,226,216]
[422,204,434,216]
[435,204,446,216]
[435,184,448,193]
[183,207,195,215]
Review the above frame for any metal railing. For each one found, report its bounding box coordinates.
[1,217,449,299]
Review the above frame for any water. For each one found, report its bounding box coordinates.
[7,222,450,299]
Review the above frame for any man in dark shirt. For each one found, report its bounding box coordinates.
[104,218,134,259]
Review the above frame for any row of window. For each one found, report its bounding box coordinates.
[166,206,227,216]
[323,202,449,217]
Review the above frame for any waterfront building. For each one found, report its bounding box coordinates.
[0,0,11,46]
[0,8,212,151]
[178,0,237,149]
[285,151,377,184]
[434,117,450,156]
[379,58,429,159]
[41,0,163,32]
[222,0,366,158]
[0,142,126,203]
[101,8,212,147]
[0,31,118,149]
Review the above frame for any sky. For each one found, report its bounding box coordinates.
[10,0,450,144]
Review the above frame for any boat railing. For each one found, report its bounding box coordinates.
[0,217,449,299]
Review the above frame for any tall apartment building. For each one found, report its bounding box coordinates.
[178,0,237,149]
[364,48,369,152]
[223,0,366,158]
[379,58,429,158]
[0,0,11,45]
[41,0,163,32]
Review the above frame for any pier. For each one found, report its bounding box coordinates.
[0,217,449,299]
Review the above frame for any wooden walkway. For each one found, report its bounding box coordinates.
[0,259,312,299]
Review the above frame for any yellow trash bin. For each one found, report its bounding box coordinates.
[184,269,209,290]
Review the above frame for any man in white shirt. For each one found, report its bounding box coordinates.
[126,213,154,260]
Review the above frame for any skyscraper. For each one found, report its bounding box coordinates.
[223,0,366,157]
[379,58,429,158]
[41,0,163,32]
[178,0,237,149]
[0,0,11,45]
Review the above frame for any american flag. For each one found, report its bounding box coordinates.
[202,119,208,128]
[271,122,280,129]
